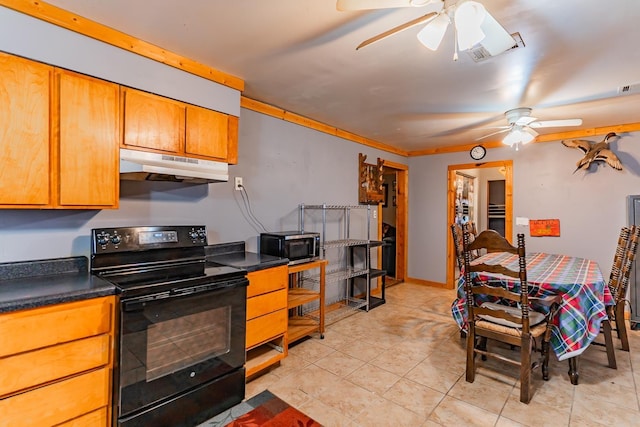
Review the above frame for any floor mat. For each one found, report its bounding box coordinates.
[200,389,321,427]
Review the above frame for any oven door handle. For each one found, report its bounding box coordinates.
[122,278,247,311]
[121,286,210,311]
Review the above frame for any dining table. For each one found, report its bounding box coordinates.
[451,251,615,385]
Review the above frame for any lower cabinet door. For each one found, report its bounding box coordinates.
[0,368,110,427]
[0,334,110,396]
[246,309,287,349]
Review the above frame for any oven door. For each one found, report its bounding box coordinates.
[116,278,247,419]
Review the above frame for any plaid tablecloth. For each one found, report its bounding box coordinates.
[451,252,614,361]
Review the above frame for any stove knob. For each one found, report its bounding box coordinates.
[198,230,207,240]
[189,231,199,240]
[97,235,108,246]
[111,235,121,245]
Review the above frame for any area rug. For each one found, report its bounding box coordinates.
[199,390,322,427]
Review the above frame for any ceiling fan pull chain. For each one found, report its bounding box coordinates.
[453,21,459,61]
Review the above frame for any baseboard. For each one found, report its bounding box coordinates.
[405,277,451,289]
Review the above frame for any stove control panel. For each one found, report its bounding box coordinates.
[91,225,208,253]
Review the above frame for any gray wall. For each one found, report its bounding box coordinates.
[0,6,239,115]
[408,133,640,284]
[0,6,406,264]
[2,5,637,291]
[0,107,406,262]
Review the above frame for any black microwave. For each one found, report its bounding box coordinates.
[260,231,320,265]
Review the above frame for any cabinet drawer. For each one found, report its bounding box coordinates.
[56,407,108,427]
[0,334,110,397]
[0,296,113,357]
[247,289,287,320]
[246,309,287,349]
[0,367,110,427]
[246,265,288,298]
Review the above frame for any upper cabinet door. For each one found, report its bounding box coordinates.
[227,116,239,165]
[57,70,119,208]
[185,105,228,160]
[122,87,184,153]
[0,53,51,206]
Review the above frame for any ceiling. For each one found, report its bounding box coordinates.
[42,0,640,154]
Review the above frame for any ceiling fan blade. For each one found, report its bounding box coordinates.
[478,125,511,130]
[476,128,510,141]
[529,118,583,128]
[476,9,515,55]
[337,0,412,11]
[356,12,438,50]
[337,0,439,11]
[454,1,486,51]
[515,116,537,126]
[416,13,449,50]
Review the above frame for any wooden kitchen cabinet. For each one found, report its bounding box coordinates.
[0,296,115,426]
[186,104,228,160]
[0,53,52,206]
[0,52,119,209]
[122,86,238,163]
[245,265,288,379]
[57,69,120,207]
[121,87,185,153]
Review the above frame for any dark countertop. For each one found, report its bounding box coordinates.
[205,241,289,272]
[0,256,116,314]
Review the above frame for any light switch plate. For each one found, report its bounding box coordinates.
[516,217,529,226]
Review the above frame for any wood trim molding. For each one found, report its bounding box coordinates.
[241,96,409,156]
[408,122,640,157]
[0,0,244,91]
[446,160,513,289]
[382,159,408,170]
[10,2,635,159]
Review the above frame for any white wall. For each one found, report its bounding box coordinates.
[408,133,640,284]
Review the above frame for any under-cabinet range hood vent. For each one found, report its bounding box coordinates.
[120,148,228,184]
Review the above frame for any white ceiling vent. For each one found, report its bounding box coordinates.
[618,83,640,95]
[467,32,524,63]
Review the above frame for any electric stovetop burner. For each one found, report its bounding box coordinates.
[90,225,247,298]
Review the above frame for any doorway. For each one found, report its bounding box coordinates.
[379,160,407,286]
[446,160,513,288]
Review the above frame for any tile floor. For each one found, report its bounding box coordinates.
[242,282,640,426]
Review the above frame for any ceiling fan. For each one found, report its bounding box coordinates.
[337,0,516,59]
[477,107,583,147]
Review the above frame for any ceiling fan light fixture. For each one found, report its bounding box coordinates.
[503,126,536,147]
[454,1,486,50]
[417,12,450,50]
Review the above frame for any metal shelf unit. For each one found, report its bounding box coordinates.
[299,204,381,324]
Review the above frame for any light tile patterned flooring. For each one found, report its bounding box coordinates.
[243,282,640,426]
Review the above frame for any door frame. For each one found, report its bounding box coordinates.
[379,160,408,282]
[446,160,513,288]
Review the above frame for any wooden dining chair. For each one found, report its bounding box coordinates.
[608,225,640,351]
[583,228,628,369]
[463,229,561,404]
[451,223,465,272]
[452,222,479,272]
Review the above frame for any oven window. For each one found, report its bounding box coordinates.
[146,306,231,381]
